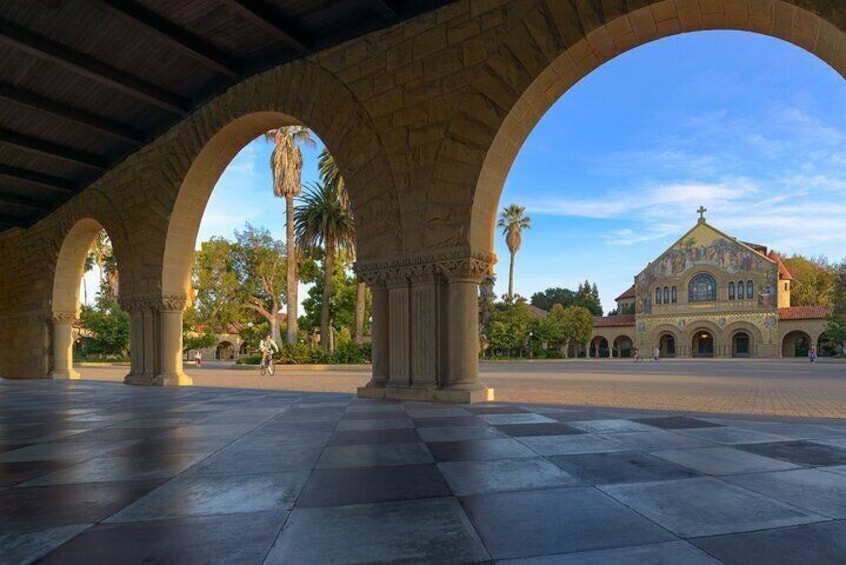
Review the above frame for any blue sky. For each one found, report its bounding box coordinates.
[190,30,846,315]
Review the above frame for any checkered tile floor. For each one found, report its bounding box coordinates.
[3,379,846,564]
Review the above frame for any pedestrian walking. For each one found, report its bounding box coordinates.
[809,345,816,363]
[653,347,660,362]
[633,347,642,363]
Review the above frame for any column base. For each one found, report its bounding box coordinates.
[357,384,494,404]
[124,373,194,387]
[51,369,80,380]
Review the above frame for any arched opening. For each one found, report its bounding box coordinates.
[613,335,633,358]
[52,219,122,379]
[692,330,715,358]
[216,341,235,360]
[659,333,676,358]
[589,337,609,358]
[732,331,751,358]
[782,330,812,357]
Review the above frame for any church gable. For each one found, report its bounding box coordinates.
[634,221,779,315]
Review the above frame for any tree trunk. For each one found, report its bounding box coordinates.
[508,250,515,299]
[270,298,282,346]
[321,240,334,351]
[285,193,298,345]
[354,281,366,344]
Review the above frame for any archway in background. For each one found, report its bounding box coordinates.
[692,329,715,358]
[51,218,119,379]
[613,335,633,358]
[782,330,811,357]
[659,333,676,358]
[732,331,751,357]
[467,0,846,272]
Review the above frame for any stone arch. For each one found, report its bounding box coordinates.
[51,217,125,379]
[612,334,634,357]
[589,335,609,358]
[725,321,764,357]
[216,341,235,360]
[652,324,682,357]
[444,0,846,253]
[782,329,812,357]
[684,320,724,358]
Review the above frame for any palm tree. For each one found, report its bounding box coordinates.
[497,204,531,300]
[294,181,355,350]
[265,126,315,345]
[317,147,367,343]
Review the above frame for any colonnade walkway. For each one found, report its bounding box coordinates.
[3,378,846,563]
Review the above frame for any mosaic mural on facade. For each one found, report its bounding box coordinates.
[635,224,778,315]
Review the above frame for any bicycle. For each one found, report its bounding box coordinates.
[259,354,275,376]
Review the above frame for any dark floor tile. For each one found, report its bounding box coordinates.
[634,416,724,430]
[413,416,486,428]
[737,440,846,466]
[461,487,673,559]
[0,480,162,530]
[297,464,450,507]
[550,451,702,484]
[328,428,421,446]
[37,511,286,565]
[427,438,536,462]
[464,405,529,415]
[184,444,322,475]
[546,411,620,422]
[691,521,846,565]
[494,423,586,437]
[0,460,72,487]
[341,409,407,420]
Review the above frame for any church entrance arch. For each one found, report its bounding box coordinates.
[589,337,609,358]
[692,330,715,358]
[659,334,676,358]
[782,331,812,357]
[732,332,750,358]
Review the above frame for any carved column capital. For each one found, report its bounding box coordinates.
[52,311,78,324]
[354,247,496,286]
[160,294,188,312]
[118,294,158,313]
[436,254,494,283]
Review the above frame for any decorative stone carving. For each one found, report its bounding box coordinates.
[354,247,495,285]
[52,311,78,323]
[118,294,187,313]
[160,294,188,312]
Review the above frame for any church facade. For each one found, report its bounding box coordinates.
[590,212,833,359]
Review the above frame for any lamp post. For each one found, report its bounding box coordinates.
[528,331,533,359]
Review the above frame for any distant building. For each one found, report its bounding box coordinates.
[589,209,833,359]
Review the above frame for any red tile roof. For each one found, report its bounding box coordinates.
[615,285,635,300]
[528,305,548,318]
[594,315,636,327]
[779,306,833,320]
[767,251,793,280]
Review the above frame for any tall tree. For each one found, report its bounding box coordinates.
[825,260,846,352]
[86,230,118,299]
[317,147,367,343]
[497,204,531,300]
[781,254,835,306]
[265,126,315,345]
[295,181,356,350]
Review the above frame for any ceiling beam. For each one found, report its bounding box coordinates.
[0,129,107,170]
[0,192,53,211]
[223,0,310,52]
[0,164,77,193]
[0,83,145,145]
[0,18,189,114]
[96,0,241,78]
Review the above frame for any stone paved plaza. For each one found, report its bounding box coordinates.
[3,373,846,564]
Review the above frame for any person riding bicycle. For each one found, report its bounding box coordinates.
[258,334,279,368]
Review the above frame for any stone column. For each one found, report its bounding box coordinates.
[50,311,79,380]
[157,294,192,386]
[363,278,389,388]
[409,266,437,389]
[120,295,160,386]
[386,275,411,387]
[438,255,493,403]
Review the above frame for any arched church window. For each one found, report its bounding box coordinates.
[747,280,754,299]
[663,287,669,303]
[728,282,735,300]
[671,286,677,303]
[689,273,717,302]
[737,280,745,299]
[655,287,661,304]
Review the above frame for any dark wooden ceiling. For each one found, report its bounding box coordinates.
[0,0,458,232]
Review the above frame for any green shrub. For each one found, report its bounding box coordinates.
[236,354,262,365]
